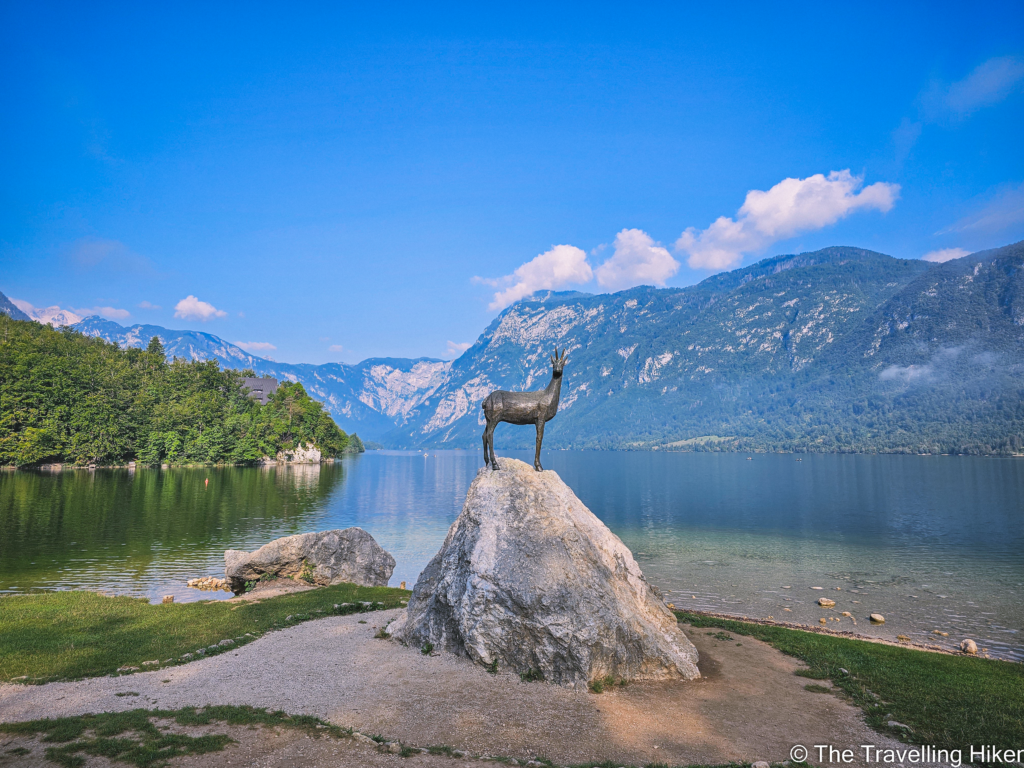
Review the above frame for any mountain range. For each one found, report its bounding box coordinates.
[6,240,1022,454]
[391,241,1024,454]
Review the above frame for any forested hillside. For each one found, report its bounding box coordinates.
[0,318,359,467]
[389,243,1024,455]
[71,316,449,441]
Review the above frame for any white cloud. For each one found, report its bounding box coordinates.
[675,170,900,271]
[929,56,1024,119]
[922,247,971,263]
[479,244,592,311]
[233,341,277,353]
[138,300,161,310]
[328,344,344,352]
[594,229,679,290]
[446,340,472,358]
[938,182,1024,235]
[174,295,227,321]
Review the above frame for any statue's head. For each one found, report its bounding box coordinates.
[550,348,567,377]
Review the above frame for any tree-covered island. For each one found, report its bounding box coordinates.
[0,316,361,467]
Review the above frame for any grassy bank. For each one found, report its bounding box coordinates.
[676,610,1024,755]
[0,584,409,684]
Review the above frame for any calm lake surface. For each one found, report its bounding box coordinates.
[1,451,1022,661]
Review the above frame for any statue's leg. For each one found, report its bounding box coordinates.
[482,428,490,468]
[485,422,498,470]
[534,419,545,471]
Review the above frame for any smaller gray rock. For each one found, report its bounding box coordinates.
[888,720,913,731]
[960,639,978,655]
[218,639,234,647]
[180,653,193,660]
[753,761,771,768]
[225,528,395,594]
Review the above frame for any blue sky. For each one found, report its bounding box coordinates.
[2,2,1023,364]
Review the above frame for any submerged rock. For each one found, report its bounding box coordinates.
[224,528,395,594]
[387,458,700,687]
[817,597,836,607]
[960,639,978,654]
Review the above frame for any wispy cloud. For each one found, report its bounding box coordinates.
[138,300,161,310]
[10,299,83,327]
[922,247,970,263]
[595,229,679,291]
[477,244,593,311]
[896,56,1024,159]
[233,341,277,353]
[879,362,935,384]
[328,344,344,353]
[446,340,472,358]
[937,182,1024,235]
[923,55,1024,120]
[174,295,227,321]
[675,170,899,271]
[66,237,156,275]
[76,306,130,320]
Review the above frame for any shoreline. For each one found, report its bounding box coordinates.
[4,448,1024,471]
[673,608,994,660]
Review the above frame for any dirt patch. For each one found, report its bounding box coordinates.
[0,611,902,767]
[225,578,317,602]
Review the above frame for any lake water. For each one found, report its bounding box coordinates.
[1,451,1022,662]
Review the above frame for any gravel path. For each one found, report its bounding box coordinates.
[0,610,902,766]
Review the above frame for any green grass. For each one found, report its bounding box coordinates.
[676,610,1024,754]
[0,584,410,683]
[0,705,350,768]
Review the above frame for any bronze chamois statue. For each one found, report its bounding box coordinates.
[481,348,566,472]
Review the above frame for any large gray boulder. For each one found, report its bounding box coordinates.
[225,528,395,593]
[387,458,699,687]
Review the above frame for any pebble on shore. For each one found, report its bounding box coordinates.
[817,597,836,607]
[869,613,885,623]
[187,576,231,591]
[961,639,978,655]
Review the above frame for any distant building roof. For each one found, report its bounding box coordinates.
[242,377,279,405]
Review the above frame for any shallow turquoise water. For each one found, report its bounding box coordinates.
[1,450,1021,660]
